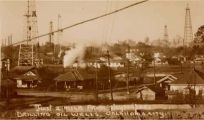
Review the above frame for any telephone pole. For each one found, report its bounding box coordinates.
[107,50,113,101]
[95,60,99,102]
[126,44,130,94]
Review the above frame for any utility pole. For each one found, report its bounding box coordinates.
[57,14,62,51]
[193,57,196,108]
[153,57,156,85]
[134,61,137,86]
[4,59,10,104]
[0,61,1,99]
[95,60,99,102]
[180,59,183,73]
[126,45,130,94]
[107,50,113,102]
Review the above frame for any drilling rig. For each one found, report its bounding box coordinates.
[18,0,40,66]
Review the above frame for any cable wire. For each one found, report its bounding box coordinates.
[10,0,148,46]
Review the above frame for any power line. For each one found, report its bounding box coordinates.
[10,0,148,46]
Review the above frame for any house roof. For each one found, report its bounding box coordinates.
[13,71,41,81]
[54,71,78,82]
[138,75,175,85]
[9,66,41,81]
[11,66,35,72]
[134,85,155,94]
[54,69,95,82]
[114,72,137,82]
[9,66,36,77]
[74,69,95,80]
[156,75,177,83]
[170,69,204,85]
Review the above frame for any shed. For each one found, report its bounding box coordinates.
[134,85,156,101]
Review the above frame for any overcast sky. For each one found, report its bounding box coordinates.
[1,0,204,45]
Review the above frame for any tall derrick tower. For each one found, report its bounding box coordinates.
[184,4,193,47]
[163,25,169,47]
[49,21,54,54]
[57,14,62,52]
[18,0,39,66]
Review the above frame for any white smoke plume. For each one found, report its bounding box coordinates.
[63,44,85,68]
[63,41,110,68]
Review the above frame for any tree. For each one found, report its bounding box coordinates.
[84,46,101,60]
[192,25,204,55]
[194,25,204,44]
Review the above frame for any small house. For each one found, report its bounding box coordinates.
[156,75,177,90]
[54,69,95,91]
[169,69,204,95]
[134,85,156,101]
[10,66,41,88]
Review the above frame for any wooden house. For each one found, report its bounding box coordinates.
[54,69,95,91]
[10,66,41,88]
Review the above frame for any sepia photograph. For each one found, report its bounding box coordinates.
[1,0,204,119]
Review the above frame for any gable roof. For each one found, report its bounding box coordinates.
[134,85,155,94]
[11,66,35,72]
[54,69,95,82]
[73,69,95,80]
[170,69,204,85]
[14,71,41,81]
[156,75,177,83]
[9,66,36,77]
[54,71,78,82]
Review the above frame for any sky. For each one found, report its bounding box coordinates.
[0,0,204,46]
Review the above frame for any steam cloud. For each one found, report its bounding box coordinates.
[63,41,108,68]
[63,44,85,68]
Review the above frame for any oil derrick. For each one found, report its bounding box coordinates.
[49,21,54,54]
[56,15,63,63]
[163,25,169,47]
[46,21,56,63]
[18,0,39,66]
[184,4,193,47]
[49,21,54,45]
[57,14,62,51]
